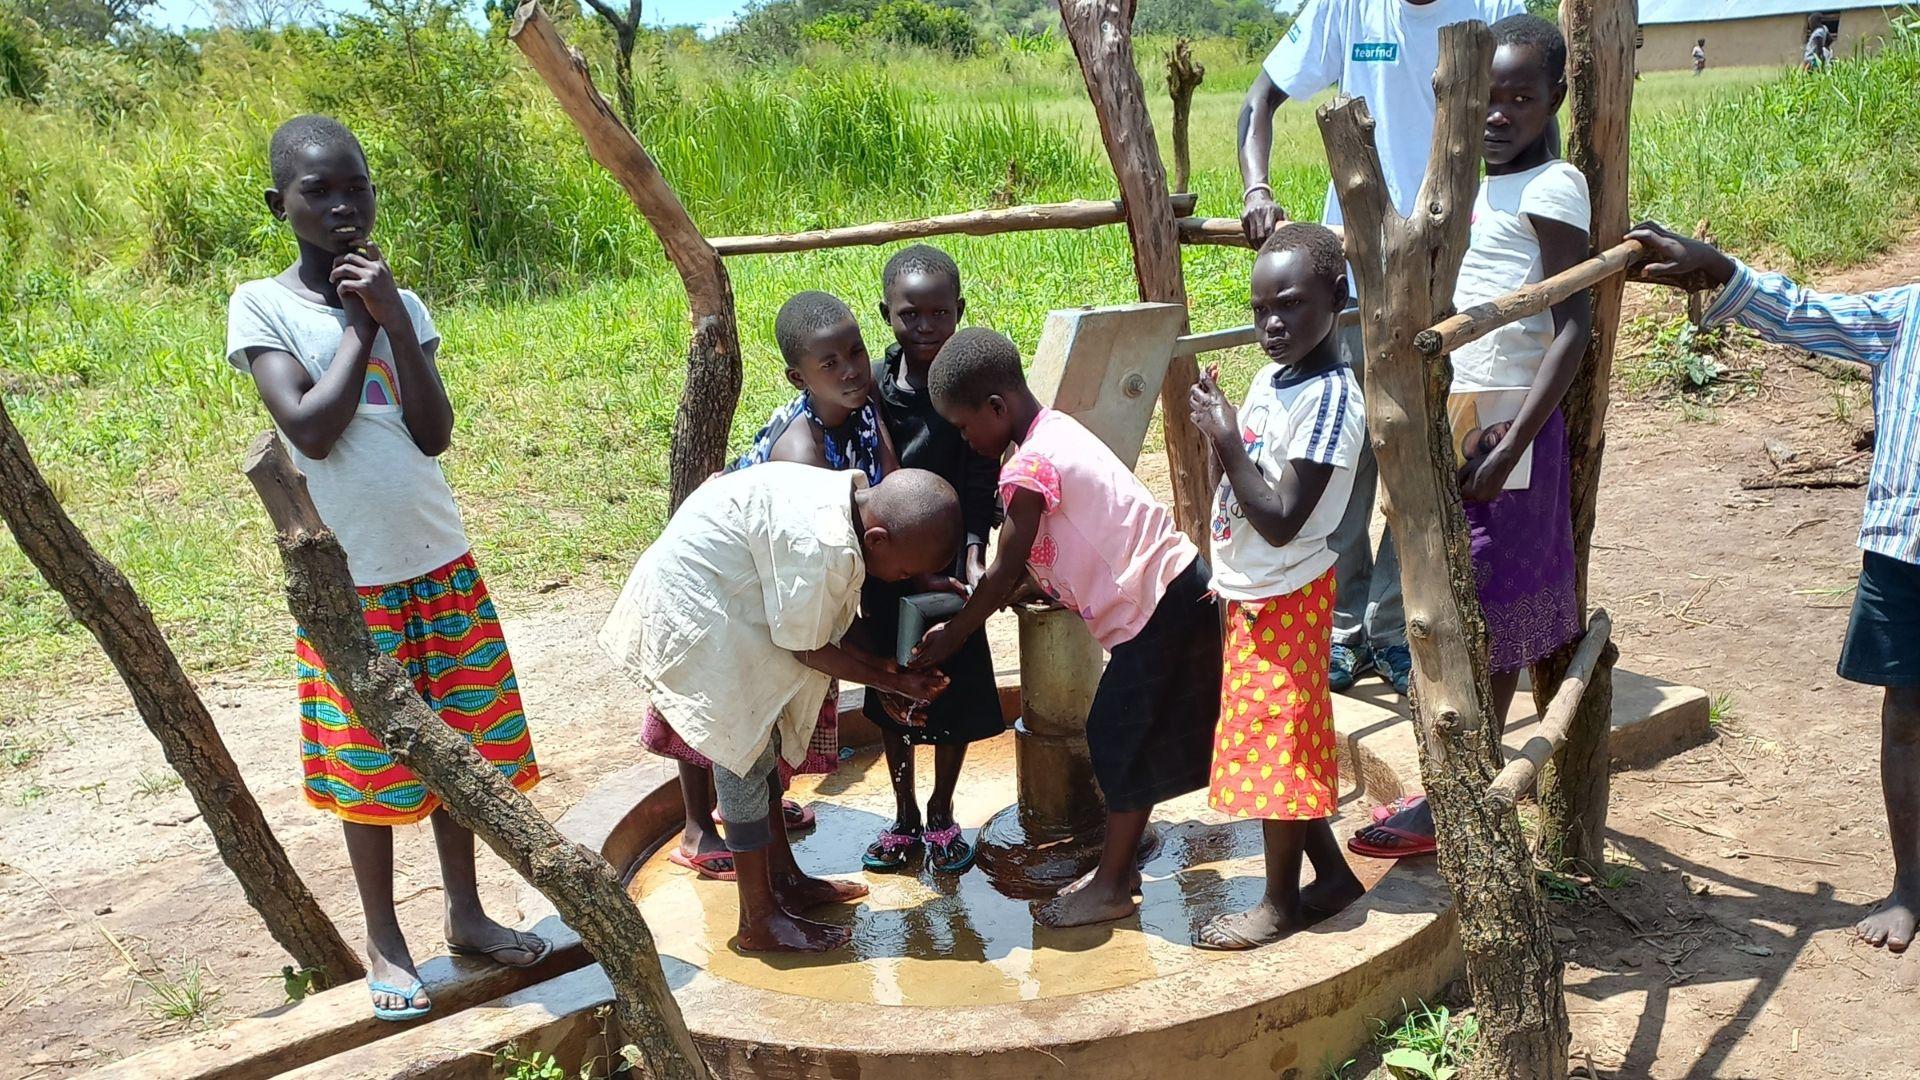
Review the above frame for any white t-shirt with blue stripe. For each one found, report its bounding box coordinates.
[1209,362,1368,601]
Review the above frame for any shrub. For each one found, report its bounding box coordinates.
[0,10,48,100]
[868,0,977,57]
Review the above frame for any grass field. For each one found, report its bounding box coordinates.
[2,14,1918,705]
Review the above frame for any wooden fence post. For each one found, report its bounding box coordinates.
[0,401,363,988]
[1536,0,1636,870]
[509,0,739,513]
[242,435,710,1080]
[1166,37,1204,195]
[1319,22,1569,1078]
[1057,0,1212,547]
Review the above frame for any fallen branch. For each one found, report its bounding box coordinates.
[243,434,708,1080]
[1790,354,1872,382]
[709,194,1198,256]
[1489,609,1614,808]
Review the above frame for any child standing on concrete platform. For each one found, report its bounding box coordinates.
[227,115,545,1021]
[1188,223,1369,949]
[602,464,962,953]
[860,245,1006,875]
[915,329,1221,929]
[1353,14,1593,861]
[1629,220,1920,953]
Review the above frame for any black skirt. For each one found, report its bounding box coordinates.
[1086,556,1222,813]
[862,577,1006,745]
[1837,549,1920,688]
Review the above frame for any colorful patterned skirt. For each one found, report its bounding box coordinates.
[1463,409,1581,675]
[640,683,841,783]
[297,552,540,825]
[1210,568,1339,821]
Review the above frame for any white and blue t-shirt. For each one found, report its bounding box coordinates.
[1264,0,1528,227]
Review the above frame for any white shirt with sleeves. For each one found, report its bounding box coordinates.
[1263,0,1527,227]
[225,278,469,587]
[1209,362,1367,601]
[599,463,867,778]
[1449,160,1592,391]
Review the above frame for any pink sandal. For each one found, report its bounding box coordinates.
[1370,793,1426,824]
[668,847,737,881]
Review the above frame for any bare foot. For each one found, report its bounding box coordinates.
[1061,866,1142,896]
[1300,872,1368,918]
[773,871,869,912]
[736,909,852,953]
[1032,882,1139,928]
[365,929,430,1014]
[1856,887,1918,952]
[1194,901,1307,950]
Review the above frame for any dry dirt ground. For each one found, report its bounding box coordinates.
[4,239,1919,1078]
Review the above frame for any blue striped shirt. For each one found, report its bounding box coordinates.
[1705,261,1920,565]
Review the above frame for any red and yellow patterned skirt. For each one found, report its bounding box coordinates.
[297,552,540,825]
[1209,568,1338,821]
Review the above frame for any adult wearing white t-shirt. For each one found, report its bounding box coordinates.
[1237,0,1526,697]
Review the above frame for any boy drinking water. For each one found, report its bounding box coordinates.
[1188,223,1369,949]
[1354,14,1593,860]
[915,329,1222,929]
[1629,221,1920,953]
[602,464,961,952]
[860,245,1006,875]
[640,291,896,882]
[226,116,545,1021]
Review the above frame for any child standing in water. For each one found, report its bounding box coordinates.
[1353,14,1593,860]
[860,245,1006,875]
[1188,224,1369,949]
[641,291,897,881]
[226,116,545,1021]
[915,329,1222,928]
[603,465,961,952]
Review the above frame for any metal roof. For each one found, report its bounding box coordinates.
[1640,1,1902,26]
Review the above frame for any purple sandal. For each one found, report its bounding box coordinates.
[862,827,923,872]
[924,824,974,875]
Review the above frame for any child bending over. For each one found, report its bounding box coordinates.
[860,245,1006,875]
[226,116,545,1021]
[1188,223,1369,949]
[1354,15,1594,860]
[914,329,1222,929]
[640,291,897,882]
[1630,220,1920,953]
[602,464,960,952]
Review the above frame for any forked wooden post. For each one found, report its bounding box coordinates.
[0,401,363,988]
[1166,37,1204,195]
[1057,0,1212,546]
[242,434,710,1080]
[509,1,739,513]
[1319,22,1569,1078]
[1535,0,1637,870]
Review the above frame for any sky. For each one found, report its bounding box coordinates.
[147,0,751,33]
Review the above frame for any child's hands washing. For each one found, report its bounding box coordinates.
[1188,363,1240,450]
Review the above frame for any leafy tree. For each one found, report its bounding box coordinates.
[580,0,644,128]
[869,0,976,55]
[724,0,807,61]
[13,0,153,42]
[0,8,48,100]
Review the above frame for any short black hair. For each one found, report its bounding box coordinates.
[773,291,857,368]
[269,115,366,190]
[928,327,1024,411]
[1492,13,1568,84]
[869,468,964,565]
[1257,222,1346,289]
[882,243,962,298]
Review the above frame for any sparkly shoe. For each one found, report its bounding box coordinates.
[924,824,975,875]
[861,826,923,872]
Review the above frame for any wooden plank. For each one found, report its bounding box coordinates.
[710,195,1196,256]
[1177,217,1345,249]
[1173,309,1360,358]
[1415,240,1641,357]
[1026,303,1187,470]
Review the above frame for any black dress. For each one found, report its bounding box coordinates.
[863,346,1007,745]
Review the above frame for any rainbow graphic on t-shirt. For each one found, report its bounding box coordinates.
[362,355,400,410]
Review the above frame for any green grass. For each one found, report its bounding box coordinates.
[1376,1000,1478,1080]
[3,15,1919,704]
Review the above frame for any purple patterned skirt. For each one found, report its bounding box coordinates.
[640,681,841,783]
[1463,409,1581,675]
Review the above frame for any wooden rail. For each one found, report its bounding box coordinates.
[1171,309,1360,357]
[1487,608,1614,809]
[1416,239,1643,358]
[710,194,1197,256]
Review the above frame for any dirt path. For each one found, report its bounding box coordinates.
[3,236,1918,1076]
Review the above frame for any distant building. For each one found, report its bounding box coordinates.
[1638,1,1906,71]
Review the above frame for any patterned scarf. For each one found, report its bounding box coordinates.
[732,392,887,485]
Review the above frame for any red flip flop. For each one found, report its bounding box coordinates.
[668,847,737,881]
[1370,793,1427,824]
[1347,826,1437,860]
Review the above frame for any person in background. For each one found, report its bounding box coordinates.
[1629,220,1920,955]
[1692,37,1707,76]
[1236,0,1529,698]
[1805,18,1833,71]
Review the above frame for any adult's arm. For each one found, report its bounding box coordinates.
[1238,71,1292,247]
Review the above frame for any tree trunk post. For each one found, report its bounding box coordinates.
[241,434,710,1080]
[1318,22,1569,1079]
[511,0,737,512]
[1535,0,1635,871]
[0,402,363,989]
[1057,0,1212,547]
[1165,37,1203,196]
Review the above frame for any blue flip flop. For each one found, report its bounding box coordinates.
[368,978,431,1022]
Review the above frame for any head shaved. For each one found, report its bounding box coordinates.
[774,291,857,368]
[270,115,365,189]
[866,468,963,569]
[1258,222,1346,288]
[928,327,1024,412]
